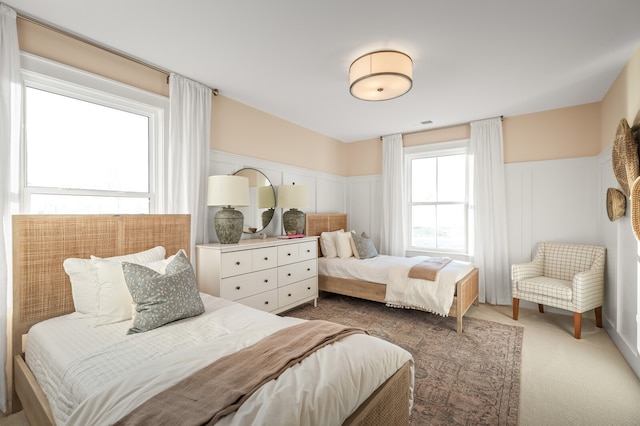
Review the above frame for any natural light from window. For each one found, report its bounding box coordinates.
[25,87,151,214]
[410,153,467,252]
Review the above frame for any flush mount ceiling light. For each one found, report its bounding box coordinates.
[349,50,413,101]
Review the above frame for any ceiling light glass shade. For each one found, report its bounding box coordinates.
[207,175,250,207]
[277,184,308,209]
[349,50,413,101]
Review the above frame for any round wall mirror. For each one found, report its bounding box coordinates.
[233,168,275,234]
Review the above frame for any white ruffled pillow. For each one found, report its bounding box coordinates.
[319,229,344,258]
[63,246,166,320]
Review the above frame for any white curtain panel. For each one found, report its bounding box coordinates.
[470,118,511,305]
[0,3,21,411]
[380,134,406,256]
[168,73,211,257]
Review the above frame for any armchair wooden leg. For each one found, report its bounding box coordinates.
[595,306,603,328]
[538,304,544,313]
[574,312,582,339]
[513,298,519,320]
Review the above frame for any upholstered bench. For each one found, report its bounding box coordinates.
[511,242,606,339]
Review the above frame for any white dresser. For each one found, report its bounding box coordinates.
[195,237,318,314]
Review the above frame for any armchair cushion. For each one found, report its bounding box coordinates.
[517,276,572,301]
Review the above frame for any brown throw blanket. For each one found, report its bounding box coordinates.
[115,320,367,425]
[408,257,452,281]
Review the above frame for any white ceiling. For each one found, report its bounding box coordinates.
[8,0,640,142]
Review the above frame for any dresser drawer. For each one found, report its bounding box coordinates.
[278,277,317,308]
[220,251,253,278]
[252,247,278,271]
[238,289,278,312]
[220,268,278,300]
[298,241,317,261]
[278,244,299,265]
[278,259,317,286]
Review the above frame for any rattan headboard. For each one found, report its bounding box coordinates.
[11,214,191,353]
[304,213,348,256]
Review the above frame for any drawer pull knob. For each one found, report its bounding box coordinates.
[264,301,269,305]
[307,268,310,271]
[306,249,310,253]
[288,293,292,297]
[264,279,269,283]
[287,253,291,256]
[235,261,240,266]
[264,257,268,261]
[287,273,291,276]
[235,286,241,290]
[307,287,311,290]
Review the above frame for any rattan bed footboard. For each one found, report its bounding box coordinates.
[319,267,479,333]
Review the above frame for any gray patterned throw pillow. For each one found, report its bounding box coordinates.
[122,250,204,334]
[351,232,378,259]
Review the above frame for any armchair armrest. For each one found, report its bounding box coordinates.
[511,260,543,282]
[572,268,605,310]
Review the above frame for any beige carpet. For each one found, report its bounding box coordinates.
[3,298,640,425]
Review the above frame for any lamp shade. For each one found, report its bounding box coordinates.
[349,50,413,101]
[207,175,250,207]
[277,184,308,209]
[257,185,275,208]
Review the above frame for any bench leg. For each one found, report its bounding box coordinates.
[574,312,582,339]
[538,304,544,313]
[512,298,519,320]
[595,306,603,328]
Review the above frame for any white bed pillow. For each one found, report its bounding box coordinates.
[336,231,354,258]
[63,246,166,318]
[92,249,186,326]
[319,229,344,258]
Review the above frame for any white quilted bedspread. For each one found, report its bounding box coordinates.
[26,294,413,425]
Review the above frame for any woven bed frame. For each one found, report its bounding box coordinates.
[9,214,411,426]
[305,213,479,334]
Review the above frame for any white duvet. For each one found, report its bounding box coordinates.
[25,293,413,426]
[318,255,475,316]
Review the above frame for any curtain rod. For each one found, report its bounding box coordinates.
[379,115,504,140]
[16,12,219,95]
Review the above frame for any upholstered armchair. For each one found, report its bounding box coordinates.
[511,242,606,339]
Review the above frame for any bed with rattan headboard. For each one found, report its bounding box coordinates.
[10,214,412,426]
[305,213,479,334]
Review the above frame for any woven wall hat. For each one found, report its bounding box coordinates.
[606,187,626,221]
[612,118,639,197]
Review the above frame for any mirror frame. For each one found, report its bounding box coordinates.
[233,168,276,234]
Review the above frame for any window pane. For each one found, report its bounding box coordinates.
[411,158,436,202]
[437,154,466,202]
[25,87,149,192]
[30,194,149,214]
[437,204,465,251]
[411,205,436,247]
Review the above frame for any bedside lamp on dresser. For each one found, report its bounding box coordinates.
[207,175,249,244]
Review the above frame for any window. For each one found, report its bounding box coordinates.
[21,53,167,214]
[406,141,469,254]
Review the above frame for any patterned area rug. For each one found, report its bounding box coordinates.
[283,293,522,426]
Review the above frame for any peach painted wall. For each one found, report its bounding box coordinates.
[503,103,601,163]
[17,19,168,97]
[601,44,640,149]
[211,96,346,175]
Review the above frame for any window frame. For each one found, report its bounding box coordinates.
[404,139,470,256]
[19,52,168,214]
